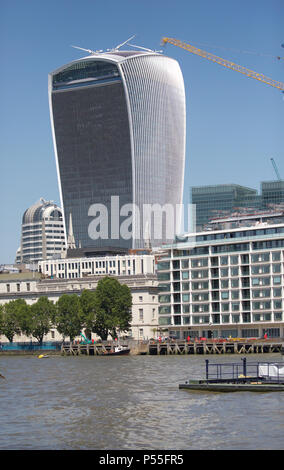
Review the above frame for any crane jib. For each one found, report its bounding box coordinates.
[162,37,284,91]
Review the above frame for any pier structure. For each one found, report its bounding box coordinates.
[61,339,284,356]
[147,339,283,355]
[61,342,129,356]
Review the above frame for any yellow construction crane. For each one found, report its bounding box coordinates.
[161,37,284,91]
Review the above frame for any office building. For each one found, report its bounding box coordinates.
[191,184,259,231]
[38,252,155,279]
[156,219,284,340]
[16,198,66,264]
[48,47,186,251]
[261,180,284,207]
[191,180,284,230]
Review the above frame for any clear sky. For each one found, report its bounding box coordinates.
[1,0,283,263]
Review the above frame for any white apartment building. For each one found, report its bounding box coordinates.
[156,222,284,340]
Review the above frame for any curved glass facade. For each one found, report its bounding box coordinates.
[120,54,186,246]
[49,51,186,249]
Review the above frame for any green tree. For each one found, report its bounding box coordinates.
[0,299,27,342]
[79,289,97,339]
[55,294,83,342]
[21,296,55,343]
[92,277,132,340]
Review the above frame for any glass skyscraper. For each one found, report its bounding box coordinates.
[48,50,186,250]
[191,181,284,230]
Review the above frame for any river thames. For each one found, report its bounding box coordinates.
[0,353,284,450]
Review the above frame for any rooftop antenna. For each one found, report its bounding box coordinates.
[71,45,103,55]
[128,43,163,53]
[128,43,154,52]
[109,35,136,52]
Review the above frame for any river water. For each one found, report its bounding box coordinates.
[0,353,284,450]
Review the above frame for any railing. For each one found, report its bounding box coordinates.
[205,358,284,383]
[0,341,62,351]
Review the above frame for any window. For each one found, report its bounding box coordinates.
[157,272,170,281]
[173,282,180,292]
[139,296,143,302]
[6,284,10,293]
[241,328,259,338]
[252,277,270,286]
[139,309,143,321]
[17,283,20,292]
[251,253,269,263]
[273,288,281,297]
[242,313,251,323]
[222,315,230,323]
[157,261,170,270]
[221,280,229,289]
[232,314,240,323]
[251,265,270,275]
[221,291,229,300]
[252,289,270,298]
[191,258,208,267]
[272,264,281,273]
[272,251,281,261]
[273,300,282,309]
[231,279,239,288]
[221,303,229,312]
[159,306,171,314]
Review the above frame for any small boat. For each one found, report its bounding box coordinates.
[38,354,49,359]
[104,345,130,356]
[179,358,284,392]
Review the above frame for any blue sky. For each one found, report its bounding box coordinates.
[1,0,283,263]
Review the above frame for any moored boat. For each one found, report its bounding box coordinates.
[104,345,130,356]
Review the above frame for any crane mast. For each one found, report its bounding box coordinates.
[162,37,284,91]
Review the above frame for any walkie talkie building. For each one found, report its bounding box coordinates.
[48,49,186,250]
